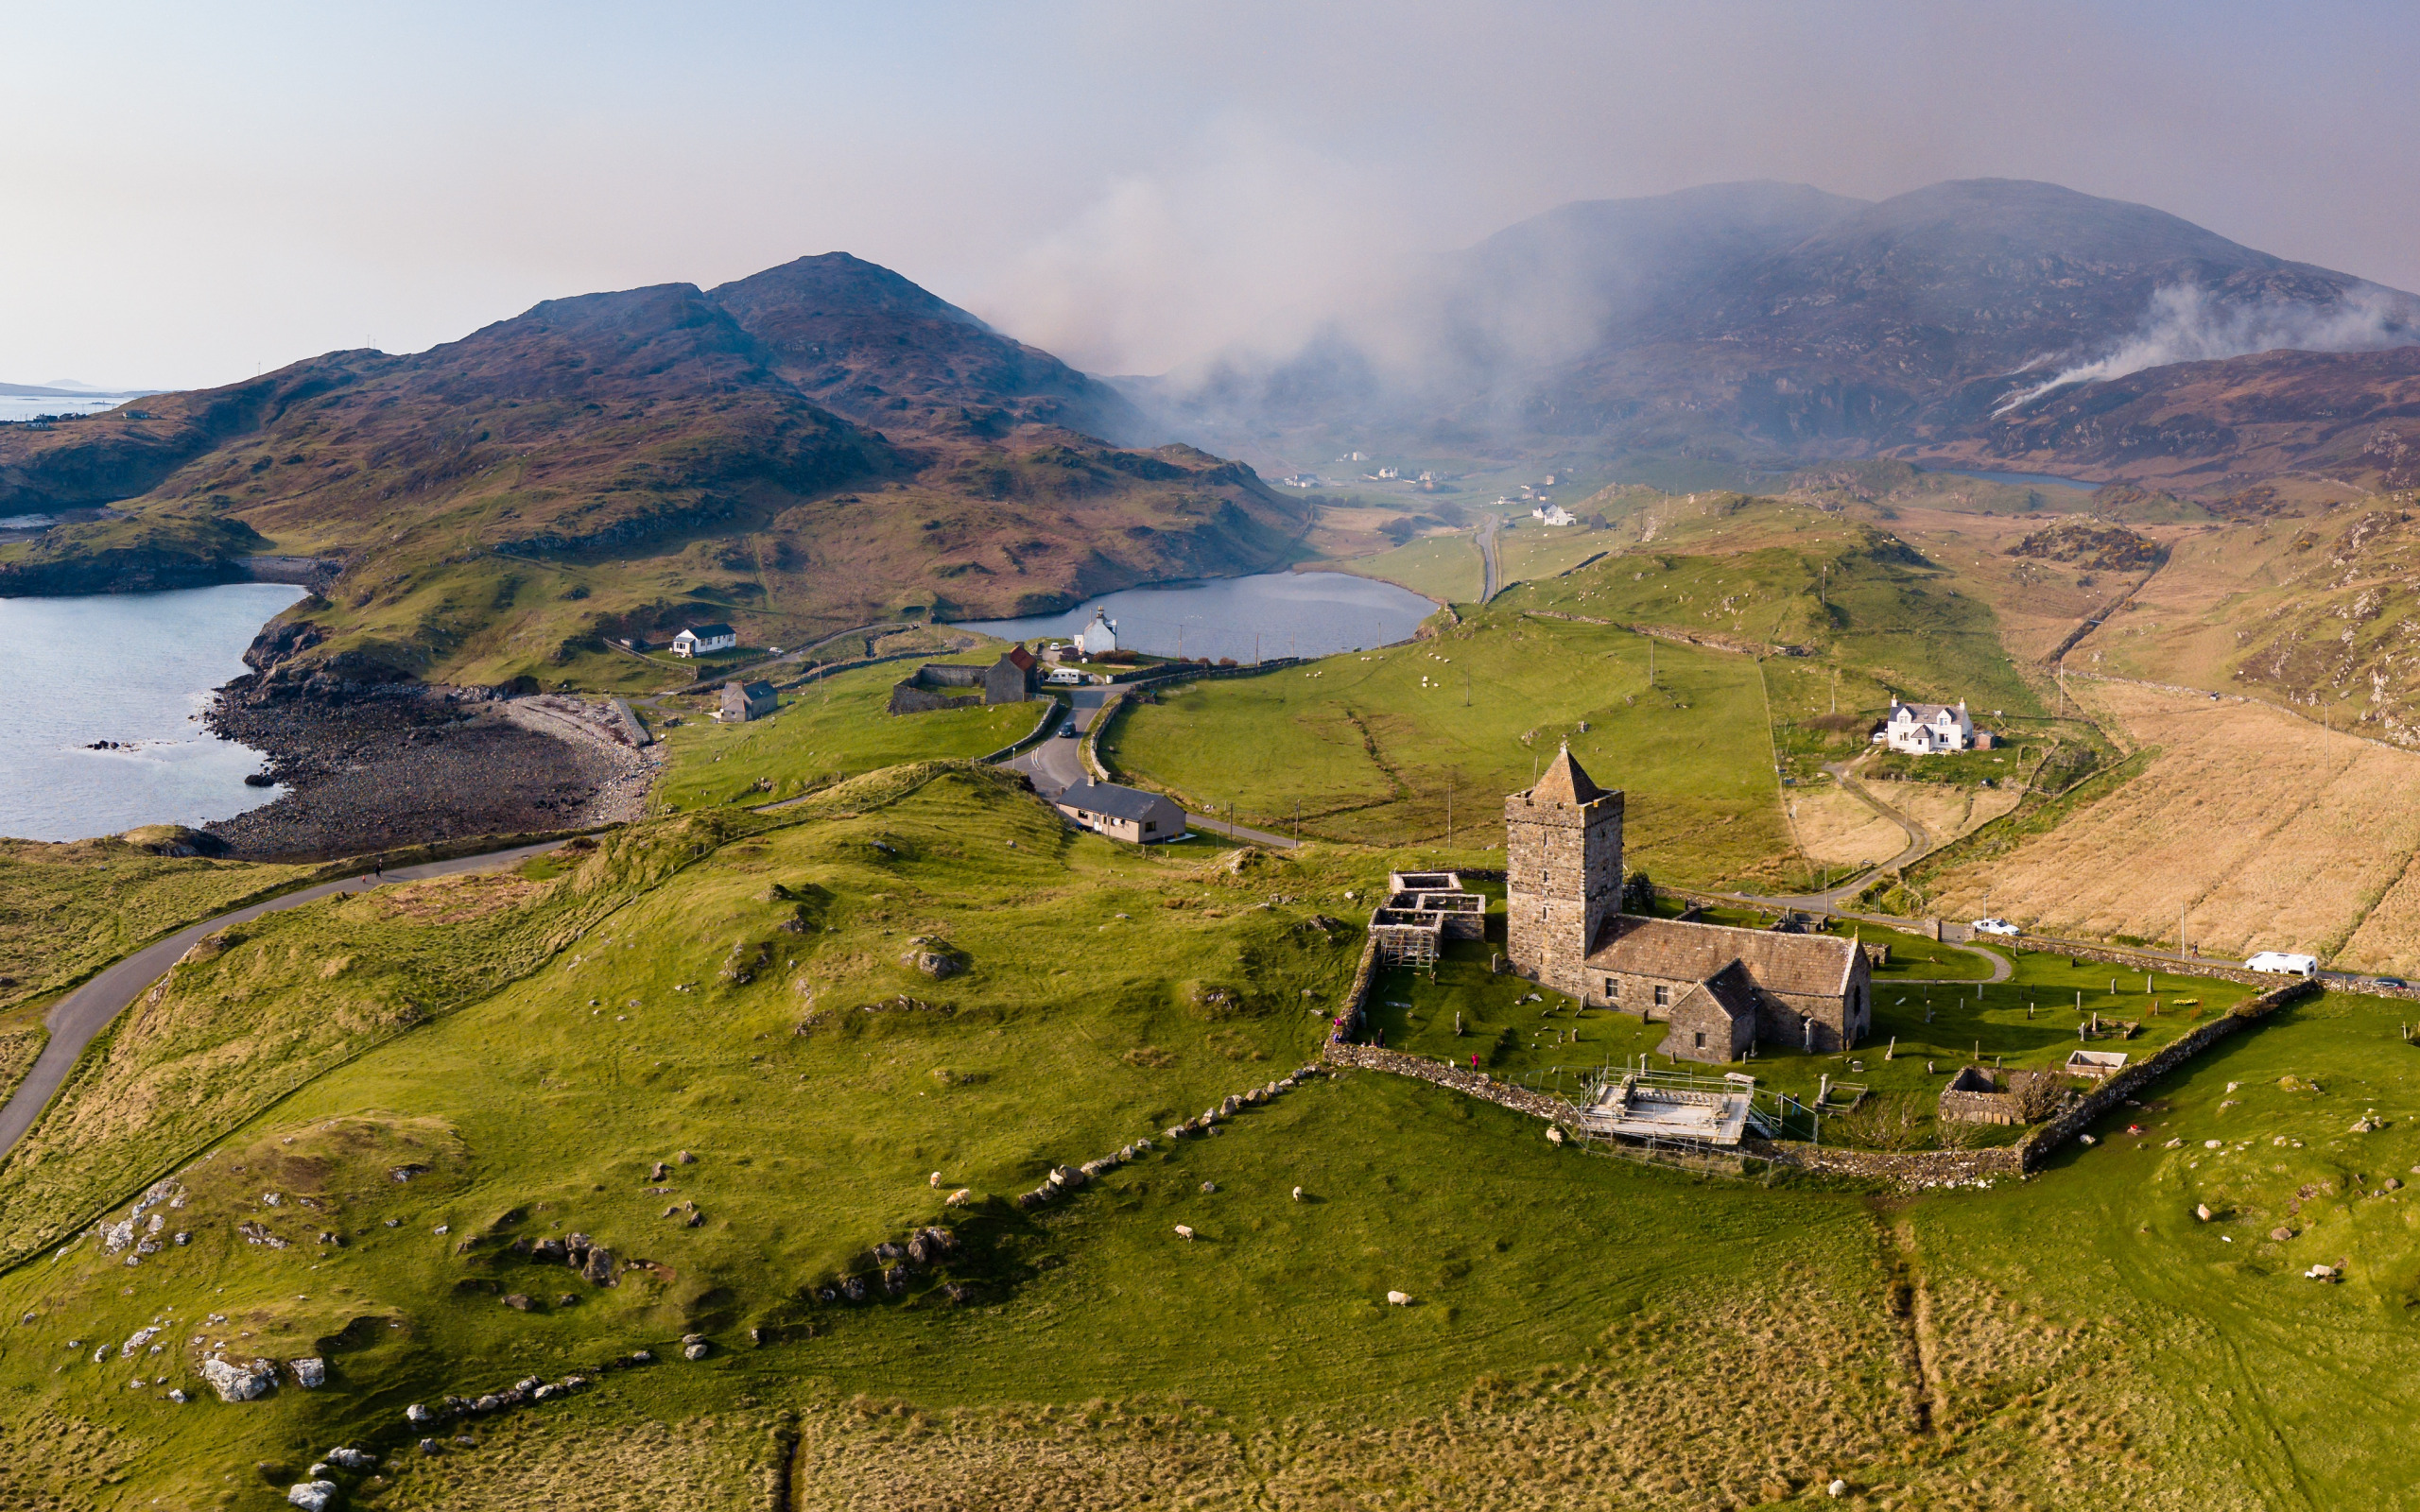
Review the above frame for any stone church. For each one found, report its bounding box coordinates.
[1505,746,1872,1064]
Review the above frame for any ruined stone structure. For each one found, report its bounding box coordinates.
[1367,871,1486,969]
[1505,745,1870,1063]
[888,645,1037,714]
[1937,1065,2066,1125]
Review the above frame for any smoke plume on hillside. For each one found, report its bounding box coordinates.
[1996,283,2420,415]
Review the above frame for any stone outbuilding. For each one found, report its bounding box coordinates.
[889,645,1039,714]
[718,680,777,722]
[1504,745,1871,1064]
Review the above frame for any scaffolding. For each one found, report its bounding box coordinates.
[1367,872,1485,969]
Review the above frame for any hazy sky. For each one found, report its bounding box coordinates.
[6,0,2415,389]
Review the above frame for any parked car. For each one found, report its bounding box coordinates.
[2245,951,2319,979]
[2370,976,2408,990]
[1971,918,2020,937]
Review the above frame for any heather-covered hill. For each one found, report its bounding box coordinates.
[0,262,1305,688]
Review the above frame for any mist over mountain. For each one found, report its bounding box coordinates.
[1123,178,2420,482]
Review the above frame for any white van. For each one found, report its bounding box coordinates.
[2245,951,2319,980]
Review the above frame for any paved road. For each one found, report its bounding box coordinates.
[0,839,567,1160]
[1004,688,1107,798]
[1003,688,1300,849]
[1477,515,1502,601]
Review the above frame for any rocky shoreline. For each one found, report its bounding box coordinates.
[202,681,656,863]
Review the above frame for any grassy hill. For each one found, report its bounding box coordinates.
[5,763,2419,1506]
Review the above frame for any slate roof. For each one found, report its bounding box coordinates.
[1585,915,1857,998]
[1054,779,1183,825]
[1889,700,1967,723]
[739,680,775,698]
[1529,745,1610,805]
[682,623,735,641]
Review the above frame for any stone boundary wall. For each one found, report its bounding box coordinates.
[1333,934,1380,1040]
[1739,1139,2022,1183]
[2009,940,2268,988]
[767,649,930,695]
[1322,1043,1567,1120]
[1101,656,1307,687]
[2014,978,2317,1163]
[1324,971,2322,1186]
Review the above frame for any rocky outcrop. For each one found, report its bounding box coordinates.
[199,1356,278,1402]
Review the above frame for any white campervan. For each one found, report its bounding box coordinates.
[2245,951,2318,980]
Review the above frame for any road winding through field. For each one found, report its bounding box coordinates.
[1477,514,1502,601]
[1003,687,1299,849]
[0,839,565,1160]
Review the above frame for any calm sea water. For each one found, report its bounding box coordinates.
[0,584,305,842]
[959,571,1437,662]
[0,394,137,422]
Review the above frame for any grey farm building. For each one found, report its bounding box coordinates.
[890,645,1039,714]
[1505,747,1872,1064]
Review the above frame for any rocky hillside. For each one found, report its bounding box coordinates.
[1134,179,2420,490]
[0,262,1306,687]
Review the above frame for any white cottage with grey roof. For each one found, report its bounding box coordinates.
[1879,698,1974,754]
[1051,778,1184,844]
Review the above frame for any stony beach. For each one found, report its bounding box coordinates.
[203,686,655,862]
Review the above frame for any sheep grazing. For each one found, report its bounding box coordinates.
[1174,1225,1196,1242]
[1291,1186,1304,1202]
[1386,1291,1411,1306]
[927,1171,942,1188]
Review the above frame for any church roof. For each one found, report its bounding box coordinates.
[1529,745,1608,805]
[1585,915,1858,999]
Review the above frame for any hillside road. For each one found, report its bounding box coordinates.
[0,838,566,1160]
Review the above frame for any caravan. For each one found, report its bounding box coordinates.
[2245,951,2319,980]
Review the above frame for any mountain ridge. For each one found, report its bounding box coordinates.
[0,258,1305,689]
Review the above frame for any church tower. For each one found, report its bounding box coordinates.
[1504,744,1623,999]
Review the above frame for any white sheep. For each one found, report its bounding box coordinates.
[1174,1225,1195,1242]
[1291,1185,1304,1201]
[1386,1290,1412,1306]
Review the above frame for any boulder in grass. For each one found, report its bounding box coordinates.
[286,1482,337,1511]
[200,1357,277,1403]
[683,1341,710,1362]
[2271,1227,2295,1243]
[288,1357,326,1388]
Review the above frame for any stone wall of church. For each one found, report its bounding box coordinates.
[1504,791,1621,999]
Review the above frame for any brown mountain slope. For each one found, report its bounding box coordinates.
[1902,344,2420,491]
[710,253,1148,444]
[0,264,1305,689]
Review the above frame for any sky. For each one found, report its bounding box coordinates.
[4,0,2416,390]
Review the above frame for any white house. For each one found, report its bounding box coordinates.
[670,623,737,658]
[1878,699,1975,754]
[1073,609,1119,657]
[1532,503,1576,526]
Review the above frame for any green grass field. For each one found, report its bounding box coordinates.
[0,837,315,1016]
[1330,531,1482,604]
[1105,608,1805,891]
[5,763,2420,1506]
[651,660,1048,811]
[1495,523,1615,587]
